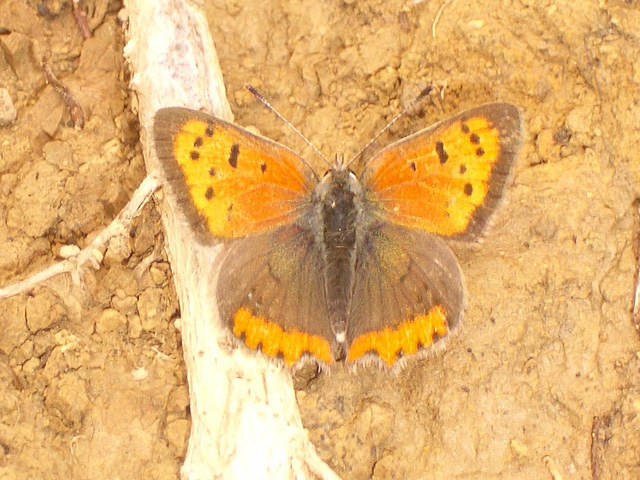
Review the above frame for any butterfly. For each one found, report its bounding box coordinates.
[153,99,522,369]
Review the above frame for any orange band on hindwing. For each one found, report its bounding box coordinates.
[232,308,334,366]
[347,306,449,366]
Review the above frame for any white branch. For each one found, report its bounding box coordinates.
[123,1,339,479]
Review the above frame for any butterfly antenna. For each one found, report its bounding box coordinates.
[345,86,433,169]
[244,84,332,170]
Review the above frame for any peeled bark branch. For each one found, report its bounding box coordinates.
[123,1,340,478]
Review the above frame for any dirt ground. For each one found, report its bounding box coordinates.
[1,0,639,479]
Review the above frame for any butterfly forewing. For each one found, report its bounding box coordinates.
[154,107,315,241]
[362,103,522,239]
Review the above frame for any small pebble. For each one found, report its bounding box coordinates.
[59,244,81,258]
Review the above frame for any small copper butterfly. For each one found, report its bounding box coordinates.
[153,97,522,369]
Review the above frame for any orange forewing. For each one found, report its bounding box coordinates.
[155,108,313,239]
[363,104,521,238]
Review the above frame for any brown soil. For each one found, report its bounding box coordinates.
[1,0,639,479]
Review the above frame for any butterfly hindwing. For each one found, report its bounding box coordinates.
[362,103,522,239]
[216,224,336,367]
[154,107,314,241]
[346,223,465,367]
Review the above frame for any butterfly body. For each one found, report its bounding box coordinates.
[313,166,362,355]
[154,102,522,369]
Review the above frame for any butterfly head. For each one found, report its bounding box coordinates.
[317,153,361,196]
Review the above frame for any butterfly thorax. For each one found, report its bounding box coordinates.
[315,167,364,348]
[320,169,359,248]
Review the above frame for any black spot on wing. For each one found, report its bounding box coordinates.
[436,141,448,165]
[229,144,239,168]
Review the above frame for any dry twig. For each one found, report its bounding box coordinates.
[72,0,92,39]
[42,57,85,128]
[0,175,159,300]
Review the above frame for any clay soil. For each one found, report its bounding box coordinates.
[1,0,639,479]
